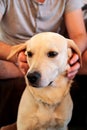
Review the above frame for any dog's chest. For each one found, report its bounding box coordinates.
[35,102,64,129]
[17,80,73,130]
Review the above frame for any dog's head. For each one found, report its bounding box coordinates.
[7,32,81,88]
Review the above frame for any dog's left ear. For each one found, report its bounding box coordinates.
[67,39,81,64]
[7,43,26,60]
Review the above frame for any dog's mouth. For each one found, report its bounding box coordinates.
[29,81,53,88]
[48,81,53,86]
[27,71,54,88]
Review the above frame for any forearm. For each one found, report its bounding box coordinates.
[0,60,24,79]
[70,33,87,53]
[0,42,24,79]
[65,9,87,53]
[0,41,18,63]
[0,41,12,60]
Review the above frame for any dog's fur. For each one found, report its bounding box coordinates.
[7,32,81,130]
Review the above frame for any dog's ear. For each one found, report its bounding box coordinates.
[67,39,82,64]
[7,43,26,60]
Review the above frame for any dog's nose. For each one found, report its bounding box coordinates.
[27,71,41,87]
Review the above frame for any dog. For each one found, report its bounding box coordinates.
[7,32,81,130]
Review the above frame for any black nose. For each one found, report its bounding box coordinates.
[27,71,41,86]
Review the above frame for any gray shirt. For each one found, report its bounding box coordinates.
[0,0,83,45]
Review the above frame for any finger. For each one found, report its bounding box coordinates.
[69,53,79,65]
[68,62,80,73]
[67,62,80,80]
[18,51,27,62]
[19,62,29,74]
[67,70,78,80]
[20,68,27,75]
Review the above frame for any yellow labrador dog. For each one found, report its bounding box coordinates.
[7,32,81,130]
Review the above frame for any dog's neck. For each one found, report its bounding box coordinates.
[27,74,73,106]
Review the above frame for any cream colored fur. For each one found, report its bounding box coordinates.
[7,32,81,130]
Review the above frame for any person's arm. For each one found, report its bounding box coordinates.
[0,12,24,79]
[64,9,87,78]
[65,9,87,53]
[0,42,24,79]
[0,42,19,62]
[0,12,28,79]
[0,42,12,59]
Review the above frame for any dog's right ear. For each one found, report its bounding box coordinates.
[7,43,26,60]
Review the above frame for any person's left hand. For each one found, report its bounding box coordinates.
[67,53,81,79]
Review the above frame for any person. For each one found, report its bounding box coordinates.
[0,0,87,127]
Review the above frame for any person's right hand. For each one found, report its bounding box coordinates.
[17,51,29,75]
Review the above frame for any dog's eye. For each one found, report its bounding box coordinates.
[27,51,33,57]
[47,51,58,58]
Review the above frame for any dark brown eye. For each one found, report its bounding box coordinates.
[47,51,58,58]
[27,51,33,57]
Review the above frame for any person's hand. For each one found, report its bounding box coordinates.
[67,53,81,79]
[17,51,29,75]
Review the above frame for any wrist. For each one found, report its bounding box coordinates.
[7,47,19,64]
[9,53,19,64]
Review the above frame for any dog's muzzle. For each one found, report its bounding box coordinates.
[27,71,41,87]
